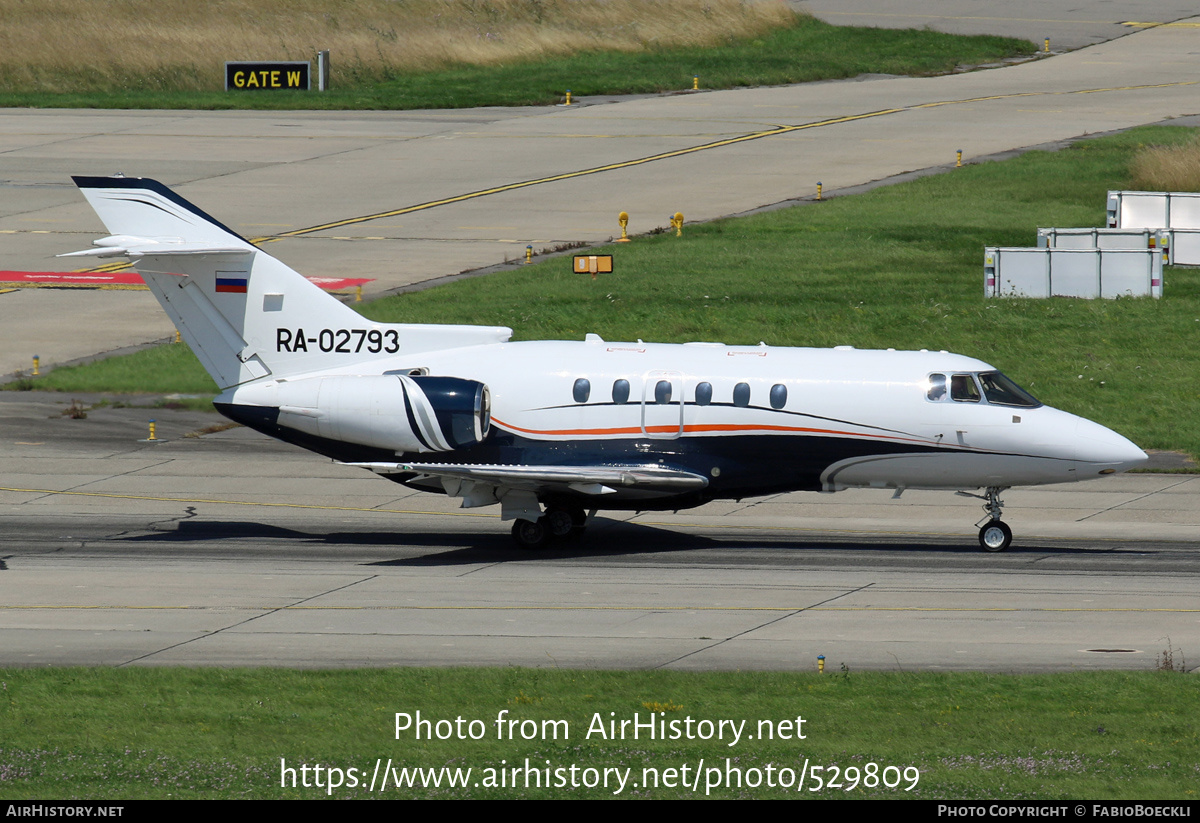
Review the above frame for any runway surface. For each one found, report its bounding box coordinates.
[1,3,1198,671]
[2,394,1197,671]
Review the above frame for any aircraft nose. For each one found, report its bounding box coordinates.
[1074,418,1148,475]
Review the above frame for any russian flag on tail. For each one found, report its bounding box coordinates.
[215,276,248,293]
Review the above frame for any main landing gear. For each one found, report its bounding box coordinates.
[510,505,589,550]
[957,486,1013,552]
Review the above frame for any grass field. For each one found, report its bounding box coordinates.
[1,667,1195,799]
[23,125,1200,461]
[0,0,798,90]
[0,1,1034,109]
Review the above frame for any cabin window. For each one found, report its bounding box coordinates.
[573,378,590,403]
[612,379,630,404]
[695,382,713,406]
[978,371,1042,408]
[951,373,981,403]
[770,383,787,409]
[655,380,673,404]
[927,373,947,402]
[733,382,751,407]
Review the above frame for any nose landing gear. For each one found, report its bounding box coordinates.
[957,486,1013,552]
[978,519,1013,552]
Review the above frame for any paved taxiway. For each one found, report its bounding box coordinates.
[2,394,1197,671]
[1,3,1198,671]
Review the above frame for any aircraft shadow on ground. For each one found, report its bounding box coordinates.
[113,517,1152,566]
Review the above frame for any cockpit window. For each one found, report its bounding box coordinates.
[950,374,981,403]
[978,371,1041,408]
[928,370,1042,407]
[927,373,947,402]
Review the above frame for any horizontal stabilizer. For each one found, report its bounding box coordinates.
[58,235,252,259]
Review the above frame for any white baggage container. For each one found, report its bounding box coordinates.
[985,247,1163,299]
[1162,229,1200,266]
[1107,190,1200,230]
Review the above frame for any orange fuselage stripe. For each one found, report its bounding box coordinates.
[491,417,929,445]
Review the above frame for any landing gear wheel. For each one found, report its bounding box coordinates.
[512,518,550,550]
[978,520,1013,553]
[543,508,577,539]
[543,505,588,541]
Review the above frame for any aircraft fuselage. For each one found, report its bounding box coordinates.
[218,338,1144,511]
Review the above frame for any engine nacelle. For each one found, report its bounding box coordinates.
[245,374,490,453]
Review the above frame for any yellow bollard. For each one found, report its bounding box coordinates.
[1044,37,1050,53]
[140,418,164,443]
[355,285,362,303]
[565,89,572,106]
[617,211,631,243]
[956,149,962,168]
[818,655,825,673]
[525,245,533,264]
[671,212,684,237]
[816,182,822,201]
[32,355,39,376]
[693,75,698,91]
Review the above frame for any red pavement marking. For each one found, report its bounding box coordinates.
[0,272,373,290]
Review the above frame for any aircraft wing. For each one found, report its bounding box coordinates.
[344,461,709,497]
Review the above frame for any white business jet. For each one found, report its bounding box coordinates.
[62,176,1147,551]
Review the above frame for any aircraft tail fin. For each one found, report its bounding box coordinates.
[63,176,511,390]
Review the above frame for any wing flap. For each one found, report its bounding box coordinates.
[344,461,709,495]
